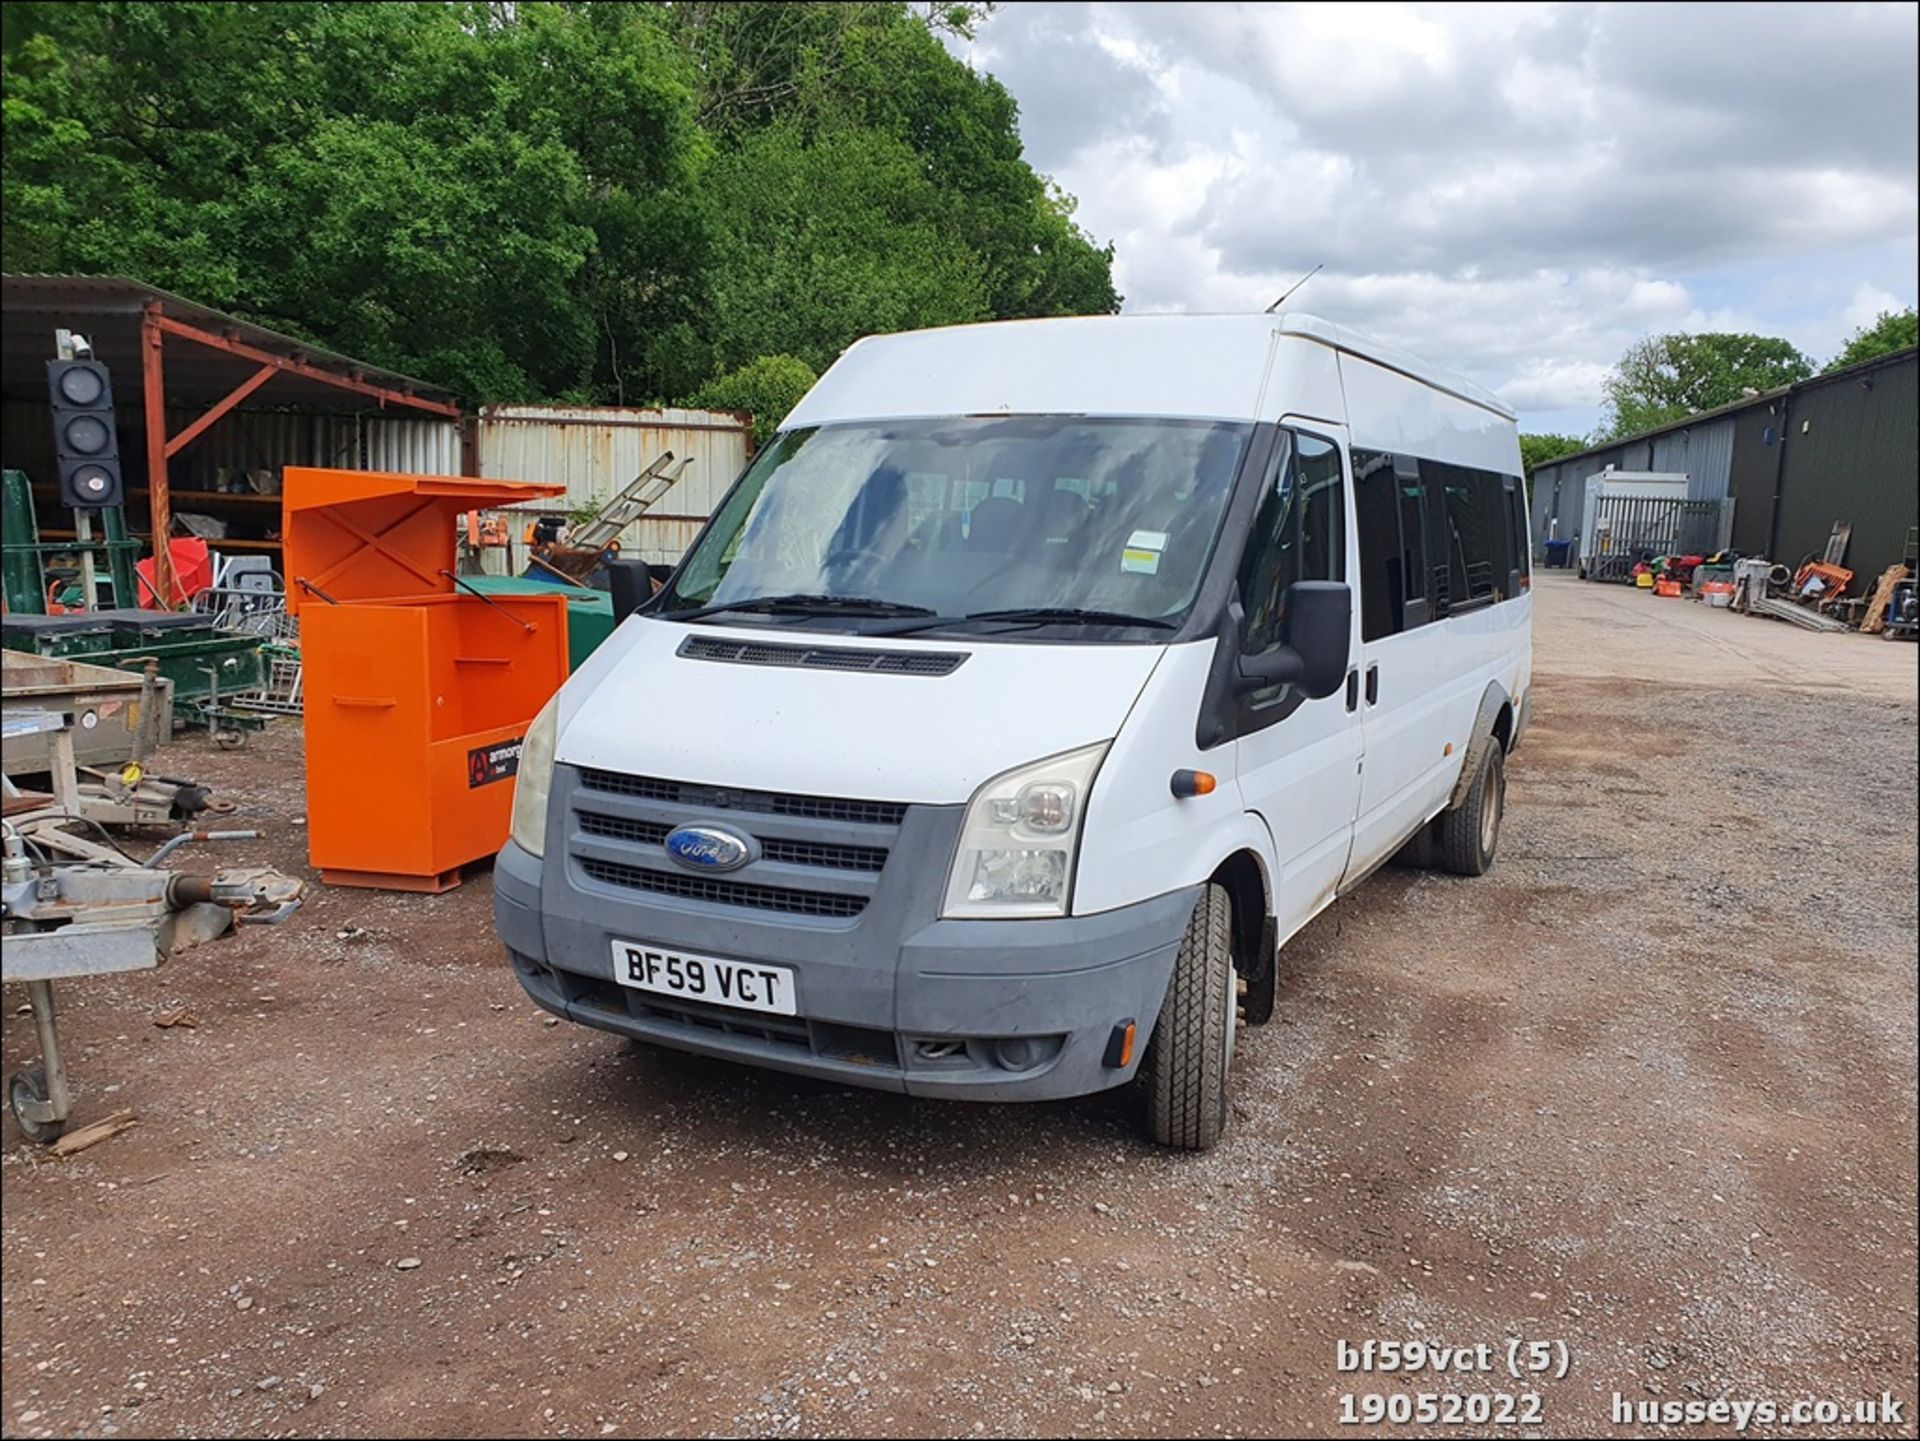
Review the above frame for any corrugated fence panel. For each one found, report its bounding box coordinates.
[361,416,463,474]
[476,405,751,566]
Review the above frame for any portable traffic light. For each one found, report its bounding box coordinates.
[47,358,124,509]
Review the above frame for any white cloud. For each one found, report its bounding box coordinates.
[960,1,1920,431]
[1843,284,1909,333]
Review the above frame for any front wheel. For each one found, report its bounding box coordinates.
[1143,884,1236,1151]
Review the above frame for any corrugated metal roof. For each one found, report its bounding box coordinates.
[1,273,460,411]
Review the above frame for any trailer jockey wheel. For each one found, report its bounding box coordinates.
[214,728,246,751]
[9,1066,66,1144]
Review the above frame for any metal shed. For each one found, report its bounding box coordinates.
[2,275,464,598]
[1769,348,1918,583]
[1527,347,1917,587]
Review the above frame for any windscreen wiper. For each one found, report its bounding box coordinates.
[957,606,1178,629]
[661,593,938,623]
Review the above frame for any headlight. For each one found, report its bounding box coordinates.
[942,742,1108,919]
[509,696,561,858]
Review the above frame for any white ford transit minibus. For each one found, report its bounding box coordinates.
[495,314,1531,1149]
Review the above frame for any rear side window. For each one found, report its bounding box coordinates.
[1352,449,1405,641]
[1507,479,1532,582]
[1353,447,1524,637]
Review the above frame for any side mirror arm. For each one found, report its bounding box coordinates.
[1233,645,1306,695]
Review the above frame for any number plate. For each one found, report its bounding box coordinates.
[609,940,797,1016]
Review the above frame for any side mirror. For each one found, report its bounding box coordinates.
[1234,581,1352,700]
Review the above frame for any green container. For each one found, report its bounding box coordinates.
[464,575,616,673]
[97,632,267,712]
[1,613,117,659]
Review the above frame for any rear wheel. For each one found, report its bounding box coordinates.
[1144,884,1236,1151]
[1437,743,1506,876]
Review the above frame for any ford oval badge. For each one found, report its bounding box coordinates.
[664,824,755,873]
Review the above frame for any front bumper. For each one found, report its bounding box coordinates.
[494,838,1197,1101]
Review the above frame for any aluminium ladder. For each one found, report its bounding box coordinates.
[570,451,693,554]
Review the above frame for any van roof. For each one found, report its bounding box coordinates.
[784,312,1515,430]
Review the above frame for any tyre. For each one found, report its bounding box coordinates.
[1437,742,1506,876]
[1144,884,1236,1151]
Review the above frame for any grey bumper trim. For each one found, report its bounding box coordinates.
[493,831,1200,1102]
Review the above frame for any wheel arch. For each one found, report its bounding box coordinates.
[1446,680,1514,811]
[1209,847,1278,1025]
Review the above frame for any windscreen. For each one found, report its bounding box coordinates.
[661,416,1252,631]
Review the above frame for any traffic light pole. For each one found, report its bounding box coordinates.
[74,508,97,613]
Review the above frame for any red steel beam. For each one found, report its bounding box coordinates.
[140,304,176,606]
[149,311,461,418]
[165,362,277,459]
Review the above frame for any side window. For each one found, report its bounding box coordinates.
[1238,431,1346,658]
[1506,477,1531,583]
[1395,456,1429,626]
[1428,463,1512,611]
[1352,448,1405,641]
[1237,432,1295,656]
[1295,433,1347,591]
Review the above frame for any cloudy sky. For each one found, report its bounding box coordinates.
[948,1,1919,436]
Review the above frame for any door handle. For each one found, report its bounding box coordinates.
[1345,668,1360,712]
[1365,664,1380,706]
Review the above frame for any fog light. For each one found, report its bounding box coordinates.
[994,1037,1036,1071]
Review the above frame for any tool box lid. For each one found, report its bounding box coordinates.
[282,467,566,612]
[1,612,114,635]
[91,608,220,634]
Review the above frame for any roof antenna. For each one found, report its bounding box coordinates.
[1265,263,1323,313]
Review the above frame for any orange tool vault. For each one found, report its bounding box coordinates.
[284,467,571,891]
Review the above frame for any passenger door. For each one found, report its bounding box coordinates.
[1230,427,1365,941]
[1344,449,1451,879]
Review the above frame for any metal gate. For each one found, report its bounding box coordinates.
[1583,497,1735,582]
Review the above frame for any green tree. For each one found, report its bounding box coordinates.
[1826,307,1918,372]
[1,1,1117,407]
[689,354,818,445]
[2,1,708,401]
[1599,332,1814,440]
[700,121,993,378]
[1519,433,1587,484]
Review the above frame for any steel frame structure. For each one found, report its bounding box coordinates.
[138,301,461,602]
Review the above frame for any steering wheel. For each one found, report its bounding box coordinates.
[824,545,887,575]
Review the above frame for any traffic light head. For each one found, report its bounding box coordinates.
[47,358,124,509]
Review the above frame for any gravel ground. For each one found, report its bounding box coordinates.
[3,575,1915,1439]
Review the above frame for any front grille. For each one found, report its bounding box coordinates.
[678,634,966,677]
[581,856,868,919]
[578,813,671,846]
[578,812,887,873]
[579,770,907,828]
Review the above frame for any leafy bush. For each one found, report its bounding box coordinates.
[689,355,819,446]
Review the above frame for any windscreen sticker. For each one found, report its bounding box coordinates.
[1122,529,1169,575]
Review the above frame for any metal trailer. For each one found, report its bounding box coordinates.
[0,649,173,775]
[2,705,302,1142]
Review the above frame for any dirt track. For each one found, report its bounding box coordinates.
[3,574,1916,1439]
